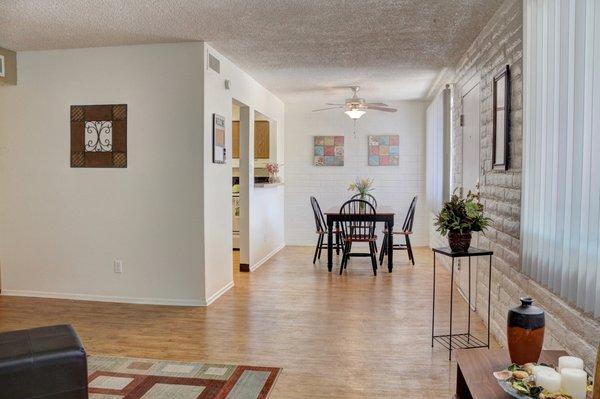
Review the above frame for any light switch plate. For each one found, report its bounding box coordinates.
[114,260,123,273]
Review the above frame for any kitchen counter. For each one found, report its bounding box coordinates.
[254,182,284,188]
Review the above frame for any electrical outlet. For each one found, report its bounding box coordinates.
[114,260,123,273]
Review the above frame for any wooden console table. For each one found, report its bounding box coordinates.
[455,348,567,398]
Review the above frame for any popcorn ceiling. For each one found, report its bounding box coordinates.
[0,0,504,100]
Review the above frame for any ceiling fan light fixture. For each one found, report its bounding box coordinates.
[344,109,366,119]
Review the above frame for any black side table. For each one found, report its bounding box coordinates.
[431,246,493,360]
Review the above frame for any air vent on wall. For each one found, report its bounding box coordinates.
[0,55,5,78]
[208,53,220,74]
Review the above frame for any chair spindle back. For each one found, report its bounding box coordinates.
[350,193,378,209]
[402,196,417,233]
[310,196,327,233]
[339,199,377,241]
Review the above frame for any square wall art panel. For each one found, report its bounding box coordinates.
[368,135,399,166]
[314,136,344,166]
[71,104,127,168]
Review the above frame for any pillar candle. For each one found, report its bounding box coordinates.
[561,368,587,399]
[536,370,562,393]
[533,365,555,379]
[558,356,584,372]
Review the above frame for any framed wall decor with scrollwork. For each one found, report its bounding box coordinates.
[70,104,127,168]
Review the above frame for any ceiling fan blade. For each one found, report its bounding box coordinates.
[364,102,389,107]
[312,106,343,112]
[364,105,397,113]
[325,103,345,106]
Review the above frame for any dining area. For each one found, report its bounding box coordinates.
[310,178,417,276]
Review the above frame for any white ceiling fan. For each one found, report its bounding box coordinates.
[312,86,397,119]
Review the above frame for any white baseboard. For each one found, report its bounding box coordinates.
[250,244,285,272]
[1,289,206,307]
[203,281,234,306]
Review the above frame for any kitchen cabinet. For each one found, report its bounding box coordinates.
[231,121,269,159]
[254,121,270,159]
[232,121,240,159]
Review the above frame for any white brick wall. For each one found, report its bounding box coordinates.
[284,101,428,248]
[433,0,600,369]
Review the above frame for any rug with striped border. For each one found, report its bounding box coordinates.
[87,355,281,398]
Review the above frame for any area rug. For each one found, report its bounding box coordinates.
[87,355,281,398]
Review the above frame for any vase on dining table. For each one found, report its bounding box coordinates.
[359,193,366,211]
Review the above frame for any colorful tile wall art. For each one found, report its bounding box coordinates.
[314,136,344,166]
[368,135,399,166]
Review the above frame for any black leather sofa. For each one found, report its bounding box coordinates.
[0,324,88,399]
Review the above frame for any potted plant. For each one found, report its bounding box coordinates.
[434,192,491,252]
[347,178,374,210]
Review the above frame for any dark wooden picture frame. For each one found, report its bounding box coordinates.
[213,113,226,164]
[492,65,510,170]
[70,104,127,168]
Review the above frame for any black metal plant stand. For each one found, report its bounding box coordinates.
[431,247,493,360]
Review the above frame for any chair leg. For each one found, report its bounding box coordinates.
[369,242,378,276]
[379,234,387,265]
[335,232,341,255]
[317,234,324,259]
[344,242,352,268]
[313,235,321,264]
[406,235,415,266]
[340,246,349,275]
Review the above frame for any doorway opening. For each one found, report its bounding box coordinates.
[458,75,481,310]
[232,100,251,273]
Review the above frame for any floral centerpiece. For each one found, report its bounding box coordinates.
[347,178,374,209]
[266,162,280,183]
[434,191,491,252]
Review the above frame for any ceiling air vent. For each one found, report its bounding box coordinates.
[0,55,5,78]
[208,53,220,74]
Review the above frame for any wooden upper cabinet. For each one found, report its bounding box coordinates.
[254,121,270,159]
[231,120,269,159]
[232,121,240,159]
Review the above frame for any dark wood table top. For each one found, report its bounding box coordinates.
[455,348,567,399]
[324,206,395,215]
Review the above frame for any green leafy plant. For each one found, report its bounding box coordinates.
[347,178,374,198]
[434,192,491,236]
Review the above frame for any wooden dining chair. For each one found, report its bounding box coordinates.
[350,193,379,251]
[379,196,417,266]
[350,193,378,209]
[310,196,343,264]
[339,199,378,276]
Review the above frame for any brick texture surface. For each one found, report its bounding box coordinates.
[436,0,599,369]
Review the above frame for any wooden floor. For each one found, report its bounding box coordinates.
[0,246,497,398]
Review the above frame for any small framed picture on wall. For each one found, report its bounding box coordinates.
[213,114,226,164]
[493,65,510,170]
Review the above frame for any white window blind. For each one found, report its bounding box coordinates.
[426,86,451,214]
[522,0,600,317]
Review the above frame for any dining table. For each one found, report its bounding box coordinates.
[324,206,396,272]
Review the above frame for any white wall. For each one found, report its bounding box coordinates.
[0,43,206,305]
[202,44,284,299]
[285,101,428,247]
